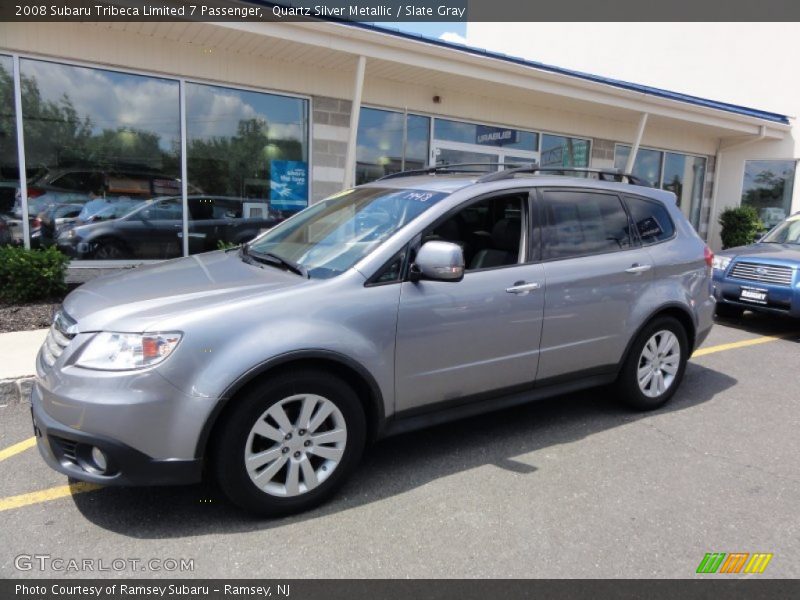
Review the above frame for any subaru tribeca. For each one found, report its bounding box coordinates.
[32,166,715,515]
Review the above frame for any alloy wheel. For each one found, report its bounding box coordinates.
[637,330,681,398]
[244,394,347,497]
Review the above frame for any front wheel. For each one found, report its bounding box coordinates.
[92,238,128,260]
[213,369,366,516]
[615,317,689,411]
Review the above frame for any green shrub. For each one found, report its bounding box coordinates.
[718,206,763,249]
[0,246,69,303]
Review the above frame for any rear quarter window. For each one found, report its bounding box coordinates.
[625,196,675,245]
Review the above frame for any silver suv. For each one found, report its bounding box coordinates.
[32,166,715,515]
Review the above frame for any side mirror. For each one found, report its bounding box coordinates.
[410,241,465,282]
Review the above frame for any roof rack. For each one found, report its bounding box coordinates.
[376,163,513,181]
[477,166,650,186]
[377,162,651,187]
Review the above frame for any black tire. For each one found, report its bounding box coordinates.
[212,369,366,516]
[714,302,744,319]
[92,238,128,260]
[615,316,689,411]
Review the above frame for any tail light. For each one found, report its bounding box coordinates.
[704,245,714,269]
[26,187,46,199]
[32,216,42,228]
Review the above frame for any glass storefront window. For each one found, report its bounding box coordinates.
[186,83,309,253]
[614,145,662,188]
[741,160,797,229]
[0,55,19,247]
[662,152,706,229]
[19,58,182,259]
[615,145,708,230]
[434,118,538,153]
[355,107,430,184]
[406,113,430,171]
[540,134,590,168]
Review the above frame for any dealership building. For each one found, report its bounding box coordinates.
[0,18,797,268]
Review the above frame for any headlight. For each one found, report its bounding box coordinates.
[75,332,182,371]
[712,256,732,271]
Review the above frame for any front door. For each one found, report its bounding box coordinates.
[394,191,545,413]
[432,141,538,172]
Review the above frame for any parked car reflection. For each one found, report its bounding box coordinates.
[57,196,284,260]
[31,202,86,247]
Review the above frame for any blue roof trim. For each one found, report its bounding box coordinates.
[346,21,790,126]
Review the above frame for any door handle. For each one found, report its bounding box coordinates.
[506,281,541,294]
[625,264,652,274]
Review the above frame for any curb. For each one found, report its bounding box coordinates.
[0,377,34,407]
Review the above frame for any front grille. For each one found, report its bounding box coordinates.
[729,262,794,287]
[41,310,76,368]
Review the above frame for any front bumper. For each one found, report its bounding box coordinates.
[712,273,799,318]
[31,383,203,486]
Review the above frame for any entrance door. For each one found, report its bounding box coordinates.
[432,141,538,171]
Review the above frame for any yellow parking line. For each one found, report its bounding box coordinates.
[693,334,794,358]
[0,482,102,512]
[0,436,36,463]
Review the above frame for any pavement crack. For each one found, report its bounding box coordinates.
[639,420,800,487]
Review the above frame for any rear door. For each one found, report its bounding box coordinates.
[536,188,653,381]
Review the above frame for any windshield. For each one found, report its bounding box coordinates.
[761,215,800,245]
[247,186,449,279]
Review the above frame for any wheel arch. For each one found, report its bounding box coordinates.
[90,233,131,258]
[618,303,697,373]
[196,350,386,459]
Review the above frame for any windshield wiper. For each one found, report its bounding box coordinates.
[242,246,308,278]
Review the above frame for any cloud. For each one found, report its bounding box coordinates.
[439,31,469,45]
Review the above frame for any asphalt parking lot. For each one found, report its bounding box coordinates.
[1,315,798,579]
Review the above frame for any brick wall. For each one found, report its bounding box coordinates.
[311,96,351,202]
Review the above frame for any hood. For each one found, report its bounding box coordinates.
[63,250,309,332]
[717,243,800,262]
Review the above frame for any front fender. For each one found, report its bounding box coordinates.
[154,278,401,427]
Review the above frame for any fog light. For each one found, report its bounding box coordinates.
[91,446,107,472]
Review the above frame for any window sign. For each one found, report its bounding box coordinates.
[270,160,308,211]
[435,118,537,152]
[475,125,520,147]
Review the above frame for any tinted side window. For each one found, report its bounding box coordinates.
[542,190,632,260]
[152,199,183,220]
[423,193,525,271]
[625,196,675,245]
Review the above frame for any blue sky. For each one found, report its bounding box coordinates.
[373,22,467,41]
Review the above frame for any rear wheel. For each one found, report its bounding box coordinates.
[714,302,744,319]
[616,317,688,410]
[213,369,366,516]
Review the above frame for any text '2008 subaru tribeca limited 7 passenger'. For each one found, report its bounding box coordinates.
[33,165,715,515]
